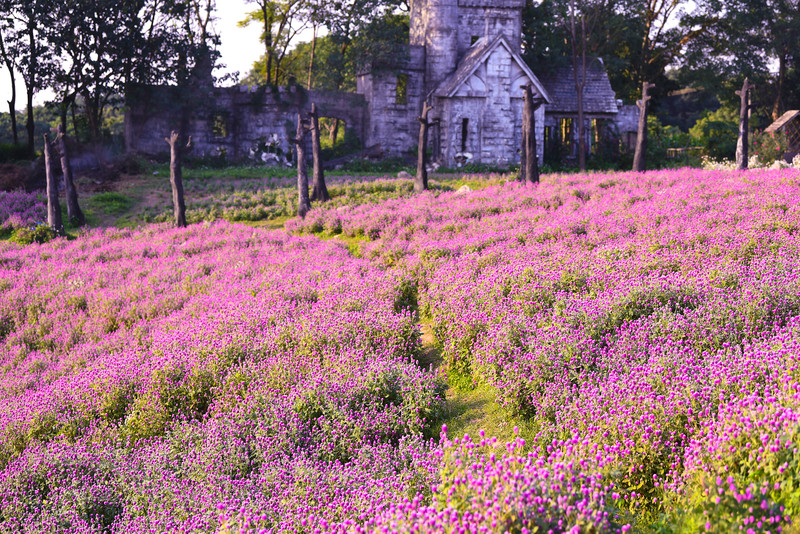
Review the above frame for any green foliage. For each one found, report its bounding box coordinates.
[750,130,790,166]
[87,192,134,216]
[690,106,739,160]
[9,223,55,245]
[0,142,31,163]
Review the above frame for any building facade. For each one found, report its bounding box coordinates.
[125,0,636,166]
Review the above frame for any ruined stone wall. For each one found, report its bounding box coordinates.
[357,46,425,155]
[613,104,639,135]
[125,85,368,161]
[457,3,522,57]
[410,0,459,95]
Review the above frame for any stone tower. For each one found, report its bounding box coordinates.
[410,0,525,96]
[357,0,549,166]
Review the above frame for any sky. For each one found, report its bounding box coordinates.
[0,0,266,111]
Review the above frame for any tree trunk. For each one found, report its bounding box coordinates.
[309,103,329,202]
[523,85,544,186]
[43,134,63,235]
[0,32,18,145]
[415,102,433,193]
[263,5,273,85]
[5,71,18,146]
[293,114,311,218]
[772,52,786,121]
[633,81,654,172]
[329,118,340,145]
[165,130,188,227]
[307,24,317,89]
[25,23,36,158]
[736,78,754,170]
[71,103,79,143]
[569,0,587,172]
[56,124,85,226]
[520,110,527,182]
[25,84,35,158]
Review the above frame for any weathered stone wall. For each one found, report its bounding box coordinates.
[357,46,425,155]
[432,43,544,166]
[457,5,522,56]
[125,85,368,161]
[614,104,639,136]
[410,0,459,95]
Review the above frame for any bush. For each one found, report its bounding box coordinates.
[0,143,31,163]
[750,130,790,166]
[690,106,739,160]
[9,223,55,244]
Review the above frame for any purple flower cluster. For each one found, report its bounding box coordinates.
[3,167,800,531]
[292,168,800,529]
[0,222,444,532]
[0,191,46,231]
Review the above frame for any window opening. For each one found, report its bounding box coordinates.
[396,74,408,105]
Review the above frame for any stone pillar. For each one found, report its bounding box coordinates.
[423,0,459,95]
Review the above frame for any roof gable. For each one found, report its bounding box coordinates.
[536,59,619,115]
[433,36,551,103]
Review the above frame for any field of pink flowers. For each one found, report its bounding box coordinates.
[2,168,800,532]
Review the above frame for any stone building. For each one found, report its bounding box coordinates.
[125,0,636,166]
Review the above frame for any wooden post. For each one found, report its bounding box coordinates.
[735,78,755,170]
[293,114,311,218]
[55,124,84,226]
[520,110,527,182]
[523,85,546,186]
[165,130,189,227]
[633,81,655,172]
[308,103,330,202]
[43,134,63,235]
[415,101,433,193]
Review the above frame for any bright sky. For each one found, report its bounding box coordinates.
[0,0,266,111]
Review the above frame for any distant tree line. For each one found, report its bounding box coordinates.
[0,0,221,158]
[1,0,798,163]
[522,0,800,130]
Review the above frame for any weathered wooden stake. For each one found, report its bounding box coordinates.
[308,103,330,202]
[633,81,655,172]
[293,114,311,218]
[43,134,63,235]
[56,124,84,226]
[735,78,755,170]
[415,101,433,193]
[522,85,546,186]
[165,130,189,227]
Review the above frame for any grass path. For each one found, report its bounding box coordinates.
[419,322,531,445]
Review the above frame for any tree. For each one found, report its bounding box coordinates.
[292,114,311,217]
[56,124,85,226]
[522,85,545,184]
[633,81,654,171]
[563,0,599,171]
[735,78,754,170]
[239,0,309,85]
[241,6,408,92]
[0,21,20,145]
[1,0,58,157]
[45,0,148,146]
[43,133,62,234]
[165,130,190,227]
[415,101,432,193]
[684,0,800,121]
[308,103,330,202]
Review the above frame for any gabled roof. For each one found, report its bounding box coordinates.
[433,36,551,103]
[765,110,800,133]
[536,59,619,115]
